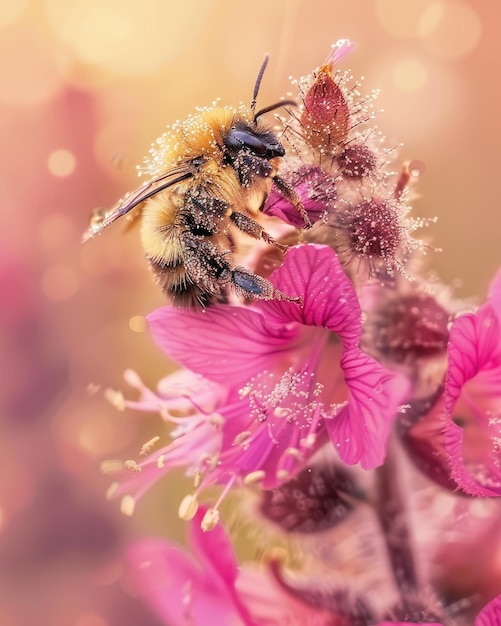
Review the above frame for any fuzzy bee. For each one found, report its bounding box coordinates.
[83,57,309,307]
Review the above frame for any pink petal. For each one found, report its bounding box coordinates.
[446,305,501,408]
[325,349,407,469]
[124,368,226,416]
[148,246,361,387]
[112,421,221,503]
[148,305,296,387]
[263,167,335,228]
[444,421,501,497]
[398,393,460,492]
[327,38,356,65]
[443,304,501,496]
[237,565,334,626]
[265,245,361,347]
[476,594,501,626]
[188,508,239,588]
[127,538,241,626]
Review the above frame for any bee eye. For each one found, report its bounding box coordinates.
[226,129,268,156]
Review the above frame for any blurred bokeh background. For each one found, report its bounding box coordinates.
[1,1,500,624]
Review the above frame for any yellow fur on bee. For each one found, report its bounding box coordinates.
[144,106,253,176]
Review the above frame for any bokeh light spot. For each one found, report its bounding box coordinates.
[42,265,78,301]
[418,0,482,59]
[48,149,76,177]
[409,159,426,177]
[63,5,132,67]
[417,0,444,36]
[0,26,67,106]
[392,59,428,92]
[128,315,146,333]
[46,0,210,75]
[375,0,437,39]
[0,0,27,27]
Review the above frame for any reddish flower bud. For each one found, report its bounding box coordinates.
[348,198,402,261]
[337,144,378,178]
[300,63,350,151]
[374,293,450,364]
[258,462,362,534]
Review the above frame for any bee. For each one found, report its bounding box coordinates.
[83,56,309,307]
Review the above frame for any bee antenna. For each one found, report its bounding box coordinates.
[251,54,270,114]
[254,99,297,121]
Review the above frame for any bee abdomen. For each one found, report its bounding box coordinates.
[181,189,230,235]
[147,232,232,308]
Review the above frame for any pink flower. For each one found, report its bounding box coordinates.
[122,367,228,419]
[399,268,501,496]
[128,510,501,626]
[105,369,228,514]
[127,508,255,626]
[443,268,501,496]
[128,507,367,626]
[263,164,337,228]
[148,245,405,497]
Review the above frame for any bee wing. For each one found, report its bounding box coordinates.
[82,166,194,243]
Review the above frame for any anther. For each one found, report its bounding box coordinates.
[124,459,141,473]
[208,413,225,427]
[233,431,253,446]
[100,459,125,475]
[178,494,199,521]
[201,508,220,532]
[140,436,160,456]
[121,495,136,516]
[193,470,202,489]
[300,434,317,449]
[104,388,125,411]
[106,482,119,500]
[276,469,290,481]
[285,447,304,460]
[123,368,145,389]
[243,470,267,485]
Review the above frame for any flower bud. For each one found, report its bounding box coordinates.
[300,63,350,151]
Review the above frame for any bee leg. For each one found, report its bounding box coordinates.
[231,267,302,304]
[272,175,312,229]
[230,212,288,253]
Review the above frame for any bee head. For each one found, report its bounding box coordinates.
[224,124,285,160]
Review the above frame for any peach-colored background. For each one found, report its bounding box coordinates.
[1,1,499,625]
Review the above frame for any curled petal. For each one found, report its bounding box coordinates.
[127,510,255,626]
[264,166,336,228]
[443,304,501,496]
[476,594,501,626]
[325,349,407,469]
[446,305,501,403]
[265,245,361,347]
